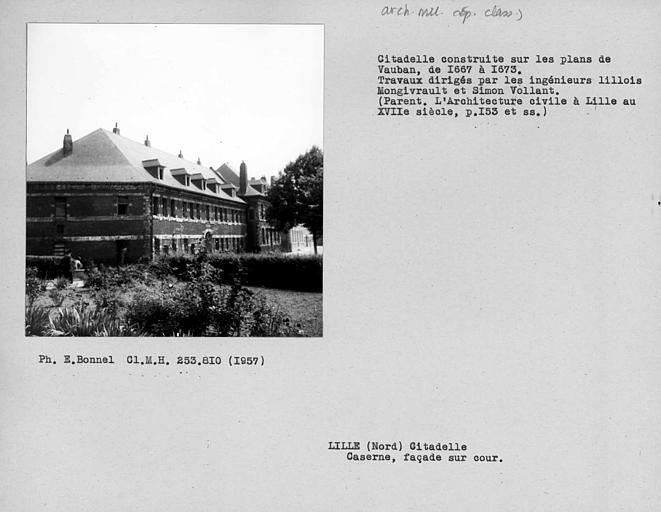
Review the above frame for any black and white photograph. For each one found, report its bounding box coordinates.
[25,23,323,337]
[2,1,661,511]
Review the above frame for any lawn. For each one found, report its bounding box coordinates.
[246,286,322,337]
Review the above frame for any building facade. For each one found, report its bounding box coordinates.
[26,126,282,264]
[215,163,284,253]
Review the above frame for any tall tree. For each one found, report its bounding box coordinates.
[267,147,323,254]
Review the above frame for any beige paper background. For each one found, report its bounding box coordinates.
[2,1,660,510]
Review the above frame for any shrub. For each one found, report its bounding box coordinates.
[54,277,69,290]
[127,284,207,336]
[49,305,141,337]
[150,253,322,291]
[86,264,154,290]
[26,267,45,306]
[25,304,51,336]
[126,259,301,336]
[88,287,126,317]
[234,253,322,291]
[26,256,65,279]
[45,276,70,306]
[48,288,66,307]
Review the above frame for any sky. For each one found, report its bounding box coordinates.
[27,24,323,177]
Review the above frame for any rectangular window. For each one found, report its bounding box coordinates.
[54,197,67,218]
[214,238,219,251]
[183,238,189,252]
[205,205,210,221]
[183,201,188,218]
[170,199,176,217]
[162,197,168,216]
[171,239,177,252]
[56,224,64,235]
[117,196,129,216]
[152,196,160,215]
[189,203,194,218]
[196,204,201,220]
[154,238,160,254]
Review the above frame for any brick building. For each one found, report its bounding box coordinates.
[215,164,283,253]
[26,126,282,264]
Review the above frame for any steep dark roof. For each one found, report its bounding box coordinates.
[214,163,264,197]
[214,163,240,187]
[27,129,246,204]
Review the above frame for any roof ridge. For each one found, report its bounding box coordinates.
[94,128,134,167]
[104,128,219,176]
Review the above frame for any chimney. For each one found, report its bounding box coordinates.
[197,157,201,165]
[270,175,276,186]
[144,135,151,147]
[178,150,183,159]
[112,122,120,135]
[62,129,73,156]
[239,161,248,195]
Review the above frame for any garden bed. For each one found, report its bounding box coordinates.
[26,260,322,337]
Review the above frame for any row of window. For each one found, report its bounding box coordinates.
[152,196,244,223]
[154,237,244,255]
[51,196,245,222]
[260,228,281,246]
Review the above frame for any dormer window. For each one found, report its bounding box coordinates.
[206,177,220,193]
[221,183,237,197]
[190,173,207,191]
[171,168,192,186]
[142,159,165,180]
